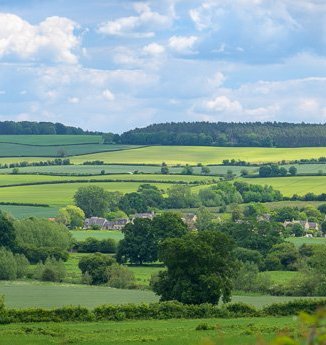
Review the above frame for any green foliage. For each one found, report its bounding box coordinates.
[75,237,116,254]
[33,257,66,282]
[0,248,18,280]
[78,253,116,285]
[57,205,85,229]
[117,219,157,265]
[289,165,297,176]
[106,264,136,289]
[14,218,72,263]
[195,207,215,230]
[153,231,238,305]
[0,212,16,250]
[181,164,193,175]
[74,185,110,217]
[264,243,299,271]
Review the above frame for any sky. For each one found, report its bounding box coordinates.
[0,0,325,132]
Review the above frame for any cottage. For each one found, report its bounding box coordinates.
[181,213,197,229]
[132,212,155,220]
[283,219,319,231]
[84,217,107,229]
[103,218,130,230]
[84,217,129,230]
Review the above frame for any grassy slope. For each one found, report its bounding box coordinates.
[244,176,326,196]
[288,237,326,247]
[0,205,59,219]
[0,317,295,345]
[70,146,326,165]
[0,135,103,145]
[0,143,140,157]
[70,230,124,242]
[0,182,175,206]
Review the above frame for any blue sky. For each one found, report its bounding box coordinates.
[0,0,325,132]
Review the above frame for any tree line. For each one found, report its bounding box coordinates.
[117,121,326,147]
[0,121,98,135]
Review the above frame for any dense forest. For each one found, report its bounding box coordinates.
[0,121,98,135]
[118,122,326,147]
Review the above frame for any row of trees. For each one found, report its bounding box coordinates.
[0,121,95,135]
[117,122,326,147]
[73,182,283,218]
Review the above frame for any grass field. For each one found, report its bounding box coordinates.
[69,146,326,165]
[243,176,326,196]
[0,317,296,345]
[0,135,103,145]
[70,230,124,242]
[0,205,59,218]
[0,280,320,309]
[0,173,214,187]
[0,143,141,157]
[288,237,326,247]
[0,182,176,206]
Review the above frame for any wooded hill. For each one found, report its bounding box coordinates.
[0,121,99,135]
[119,122,326,147]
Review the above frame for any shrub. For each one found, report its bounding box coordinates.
[106,264,136,289]
[195,323,215,331]
[33,257,66,282]
[0,248,17,280]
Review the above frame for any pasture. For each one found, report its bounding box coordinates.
[0,182,176,206]
[0,143,140,157]
[0,280,320,309]
[288,237,326,247]
[0,317,296,345]
[69,146,326,165]
[70,230,124,242]
[0,205,59,218]
[243,176,326,196]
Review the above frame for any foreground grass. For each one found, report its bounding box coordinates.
[69,146,326,165]
[0,317,296,345]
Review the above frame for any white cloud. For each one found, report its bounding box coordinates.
[143,43,165,56]
[203,95,242,113]
[98,3,172,38]
[0,13,80,63]
[102,89,115,101]
[208,72,226,88]
[168,35,198,54]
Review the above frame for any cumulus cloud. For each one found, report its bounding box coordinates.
[168,35,198,54]
[143,43,165,56]
[98,3,173,38]
[0,13,80,63]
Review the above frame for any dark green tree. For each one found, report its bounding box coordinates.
[74,186,110,217]
[289,166,297,176]
[0,212,16,250]
[152,231,238,304]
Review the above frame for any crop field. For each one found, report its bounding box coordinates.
[69,146,326,165]
[0,280,319,309]
[0,182,176,206]
[0,164,259,176]
[0,143,141,157]
[0,205,59,218]
[243,176,326,196]
[0,134,103,145]
[0,317,296,345]
[0,173,214,187]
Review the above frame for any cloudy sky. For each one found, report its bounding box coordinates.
[0,0,325,132]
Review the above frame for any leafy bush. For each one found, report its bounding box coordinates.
[33,257,66,282]
[106,264,136,289]
[0,248,17,280]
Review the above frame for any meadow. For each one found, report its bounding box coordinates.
[0,143,141,157]
[244,176,326,196]
[0,316,296,345]
[69,146,326,165]
[0,182,176,206]
[0,205,59,218]
[70,230,124,242]
[0,280,319,309]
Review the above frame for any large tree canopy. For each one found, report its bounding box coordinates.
[153,230,238,305]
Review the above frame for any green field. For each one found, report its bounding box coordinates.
[0,280,320,309]
[288,237,326,247]
[0,135,103,145]
[0,173,214,187]
[243,176,326,196]
[0,205,59,218]
[69,146,326,165]
[0,143,141,157]
[70,230,124,242]
[0,182,176,206]
[0,317,296,345]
